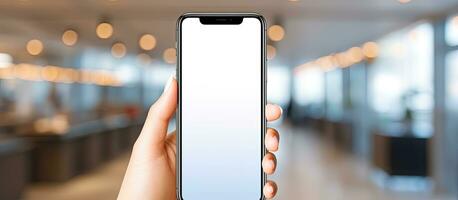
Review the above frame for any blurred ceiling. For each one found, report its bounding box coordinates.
[0,0,457,66]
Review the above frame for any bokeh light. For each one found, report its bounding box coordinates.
[347,47,364,63]
[111,42,126,58]
[268,25,285,42]
[96,22,113,39]
[267,45,276,60]
[26,39,43,56]
[62,29,78,46]
[362,42,379,58]
[398,0,411,4]
[139,34,157,51]
[163,48,176,64]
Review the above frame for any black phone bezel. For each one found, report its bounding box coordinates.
[175,13,267,200]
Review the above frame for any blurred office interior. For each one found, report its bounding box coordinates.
[0,0,457,199]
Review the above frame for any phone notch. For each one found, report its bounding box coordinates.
[199,16,243,25]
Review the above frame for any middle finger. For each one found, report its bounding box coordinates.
[262,152,277,175]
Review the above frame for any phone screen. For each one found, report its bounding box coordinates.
[178,15,264,199]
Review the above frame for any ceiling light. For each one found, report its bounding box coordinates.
[398,0,411,4]
[163,48,176,64]
[15,64,41,81]
[335,53,350,68]
[111,42,126,58]
[96,22,113,39]
[139,34,157,51]
[26,39,43,56]
[347,47,363,63]
[41,66,59,82]
[362,42,379,59]
[62,29,78,46]
[268,25,285,42]
[317,56,334,71]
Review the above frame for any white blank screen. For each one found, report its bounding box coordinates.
[181,17,262,200]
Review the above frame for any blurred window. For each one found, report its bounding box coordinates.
[142,65,174,107]
[80,84,101,112]
[349,64,366,107]
[325,69,344,121]
[79,49,143,111]
[267,66,291,107]
[445,14,458,47]
[293,67,325,106]
[446,50,458,111]
[369,22,434,121]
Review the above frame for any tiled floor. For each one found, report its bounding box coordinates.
[23,123,457,200]
[23,154,128,200]
[269,124,455,200]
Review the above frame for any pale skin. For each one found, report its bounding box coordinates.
[118,75,281,200]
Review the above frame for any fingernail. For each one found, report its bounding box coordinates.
[269,135,279,150]
[163,71,176,93]
[265,185,274,194]
[264,159,274,170]
[279,106,283,115]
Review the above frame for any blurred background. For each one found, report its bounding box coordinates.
[0,0,457,199]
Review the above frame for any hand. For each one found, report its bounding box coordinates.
[118,74,282,200]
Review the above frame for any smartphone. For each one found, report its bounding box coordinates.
[176,13,266,200]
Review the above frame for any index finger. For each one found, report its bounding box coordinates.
[266,104,282,122]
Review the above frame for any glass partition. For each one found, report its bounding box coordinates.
[368,22,434,136]
[267,65,291,108]
[445,49,458,196]
[445,14,458,47]
[292,66,325,117]
[325,69,343,121]
[446,50,458,111]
